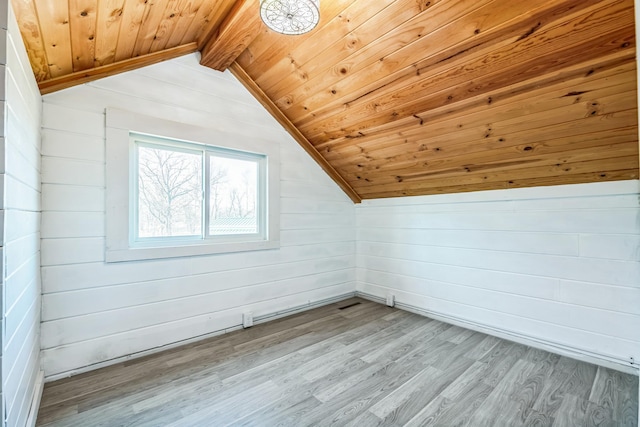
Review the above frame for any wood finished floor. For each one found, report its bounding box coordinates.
[37,298,638,427]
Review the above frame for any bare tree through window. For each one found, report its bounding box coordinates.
[135,140,261,240]
[137,146,202,237]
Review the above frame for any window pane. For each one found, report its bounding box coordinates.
[137,145,202,238]
[209,155,258,235]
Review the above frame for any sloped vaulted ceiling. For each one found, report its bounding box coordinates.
[12,0,640,202]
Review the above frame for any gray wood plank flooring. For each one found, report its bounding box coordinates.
[37,298,638,427]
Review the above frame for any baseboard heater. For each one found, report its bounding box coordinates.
[356,291,639,376]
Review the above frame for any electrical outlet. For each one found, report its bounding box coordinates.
[243,312,254,328]
[386,293,395,307]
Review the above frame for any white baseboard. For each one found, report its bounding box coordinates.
[25,370,44,427]
[356,291,640,376]
[45,292,357,382]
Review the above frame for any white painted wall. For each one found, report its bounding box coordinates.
[40,54,356,378]
[1,3,43,427]
[356,180,640,367]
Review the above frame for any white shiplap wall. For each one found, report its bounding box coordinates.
[40,54,356,378]
[2,3,43,427]
[356,181,640,368]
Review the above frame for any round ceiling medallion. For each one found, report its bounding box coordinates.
[260,0,320,35]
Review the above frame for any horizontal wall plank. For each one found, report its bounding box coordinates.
[42,282,354,377]
[5,252,39,310]
[357,209,639,235]
[41,270,354,348]
[3,209,38,243]
[41,212,104,238]
[4,298,38,375]
[280,197,354,215]
[280,213,354,230]
[41,184,105,212]
[41,102,104,137]
[281,180,352,201]
[89,71,273,126]
[357,227,579,256]
[357,194,640,215]
[3,175,39,211]
[134,60,262,106]
[4,232,39,277]
[579,234,640,261]
[356,180,640,207]
[355,255,560,300]
[4,135,39,188]
[4,323,39,427]
[5,75,39,140]
[41,129,104,162]
[41,238,105,266]
[43,86,287,142]
[280,228,355,247]
[42,255,354,320]
[5,279,38,344]
[358,241,639,287]
[359,268,639,342]
[41,157,104,187]
[558,280,640,315]
[42,241,356,293]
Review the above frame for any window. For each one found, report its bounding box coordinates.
[106,109,279,262]
[132,134,266,244]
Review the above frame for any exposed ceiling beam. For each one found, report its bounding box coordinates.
[199,0,263,71]
[38,43,198,95]
[228,62,362,204]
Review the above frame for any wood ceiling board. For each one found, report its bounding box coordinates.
[199,0,262,71]
[193,0,240,47]
[38,42,198,94]
[236,0,360,71]
[113,0,147,61]
[276,0,592,127]
[11,0,50,80]
[323,62,637,163]
[147,0,193,51]
[331,109,639,177]
[298,1,634,140]
[228,62,361,203]
[94,0,126,66]
[316,49,636,147]
[68,0,98,72]
[347,142,639,187]
[162,0,202,49]
[330,106,638,180]
[354,156,640,197]
[327,102,637,173]
[33,0,72,78]
[239,0,392,90]
[269,0,499,113]
[339,127,640,177]
[363,169,640,199]
[131,0,171,56]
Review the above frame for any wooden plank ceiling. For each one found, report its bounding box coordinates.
[12,0,639,202]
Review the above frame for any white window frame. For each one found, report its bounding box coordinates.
[106,109,280,262]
